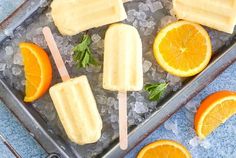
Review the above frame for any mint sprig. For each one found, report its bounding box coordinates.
[144,83,168,101]
[73,35,99,69]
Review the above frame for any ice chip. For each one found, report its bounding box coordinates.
[138,3,149,11]
[189,136,201,147]
[200,140,211,149]
[5,46,14,56]
[150,1,163,13]
[110,114,118,123]
[92,34,101,43]
[12,66,22,76]
[0,63,6,71]
[13,53,23,65]
[96,95,107,105]
[134,102,148,114]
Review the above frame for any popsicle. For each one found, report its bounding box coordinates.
[51,0,127,36]
[173,0,236,33]
[42,27,103,145]
[103,23,143,149]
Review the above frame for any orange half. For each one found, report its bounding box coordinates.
[20,42,52,102]
[137,140,191,158]
[153,21,212,77]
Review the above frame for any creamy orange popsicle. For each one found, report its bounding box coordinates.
[103,23,143,150]
[49,76,102,144]
[51,0,127,35]
[173,0,236,33]
[43,27,102,145]
[103,23,143,92]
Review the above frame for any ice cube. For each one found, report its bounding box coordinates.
[91,34,101,43]
[128,118,135,126]
[147,21,156,28]
[127,9,137,17]
[127,15,136,23]
[5,46,14,56]
[143,60,152,73]
[136,11,147,21]
[139,20,149,28]
[164,120,178,135]
[21,80,26,86]
[13,53,23,65]
[150,1,163,13]
[107,97,117,107]
[189,136,201,147]
[96,95,107,105]
[134,102,148,114]
[200,140,211,149]
[110,114,118,123]
[12,66,22,76]
[0,63,6,71]
[138,3,149,11]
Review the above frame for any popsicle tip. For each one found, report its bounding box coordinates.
[42,26,50,34]
[120,142,128,150]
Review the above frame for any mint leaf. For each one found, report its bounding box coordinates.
[144,83,168,101]
[73,34,99,69]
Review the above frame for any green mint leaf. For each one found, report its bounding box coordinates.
[81,51,90,67]
[72,34,99,69]
[144,83,168,101]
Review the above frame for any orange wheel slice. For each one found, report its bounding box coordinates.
[153,21,212,77]
[195,91,236,139]
[137,140,191,158]
[20,42,52,102]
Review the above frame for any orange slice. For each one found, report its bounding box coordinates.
[137,140,191,158]
[195,91,236,139]
[19,42,52,102]
[153,21,212,77]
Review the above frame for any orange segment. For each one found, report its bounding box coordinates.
[19,42,52,102]
[137,140,191,158]
[153,20,212,77]
[194,91,236,139]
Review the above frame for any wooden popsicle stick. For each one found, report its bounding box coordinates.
[118,91,128,150]
[42,27,70,82]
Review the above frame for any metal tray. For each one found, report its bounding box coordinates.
[1,1,236,158]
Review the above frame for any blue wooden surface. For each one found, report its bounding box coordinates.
[0,100,47,158]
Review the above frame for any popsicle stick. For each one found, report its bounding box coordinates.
[42,27,70,82]
[118,91,128,150]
